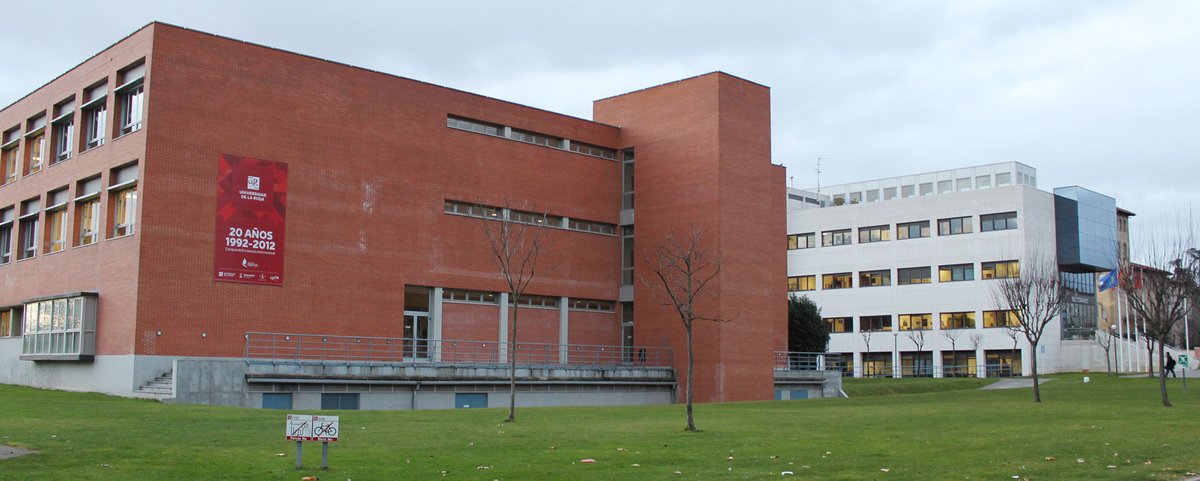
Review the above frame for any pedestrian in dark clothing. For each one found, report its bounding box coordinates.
[1165,354,1177,378]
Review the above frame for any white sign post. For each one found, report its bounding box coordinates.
[286,414,339,469]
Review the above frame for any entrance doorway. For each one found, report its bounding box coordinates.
[403,312,429,360]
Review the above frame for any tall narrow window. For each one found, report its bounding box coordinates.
[109,163,138,238]
[0,206,13,264]
[1,146,15,185]
[621,226,634,285]
[24,115,46,175]
[116,63,145,136]
[75,177,102,246]
[51,98,75,164]
[621,149,635,210]
[81,83,107,150]
[18,198,40,260]
[44,188,68,254]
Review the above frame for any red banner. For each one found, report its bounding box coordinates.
[213,154,288,286]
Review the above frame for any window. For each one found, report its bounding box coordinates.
[985,349,1021,377]
[444,200,500,219]
[787,275,816,292]
[509,128,563,148]
[896,221,929,240]
[825,317,851,333]
[898,313,932,330]
[821,229,852,247]
[510,210,562,227]
[981,260,1019,279]
[567,218,615,235]
[18,198,39,260]
[883,187,897,200]
[897,266,931,285]
[516,294,559,308]
[860,315,891,332]
[621,226,634,285]
[568,141,617,160]
[0,308,21,337]
[822,273,852,289]
[940,312,976,330]
[621,149,634,209]
[442,288,498,304]
[1,146,16,184]
[116,63,145,135]
[82,83,107,150]
[976,175,991,189]
[865,190,879,202]
[956,178,971,191]
[75,177,102,246]
[44,188,68,254]
[787,233,815,250]
[0,206,12,264]
[938,180,952,193]
[938,263,974,282]
[25,115,46,175]
[937,216,972,236]
[111,187,137,237]
[569,298,614,312]
[980,212,1018,232]
[995,172,1012,186]
[51,99,75,164]
[919,182,933,195]
[901,185,915,198]
[858,269,890,287]
[320,393,360,410]
[447,115,502,136]
[262,393,293,410]
[857,225,890,243]
[983,310,1020,328]
[20,293,97,360]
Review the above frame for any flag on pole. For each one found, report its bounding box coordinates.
[1099,267,1119,291]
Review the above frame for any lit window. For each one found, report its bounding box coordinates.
[896,221,930,240]
[825,317,852,333]
[787,275,816,292]
[75,177,102,246]
[109,163,138,237]
[860,315,891,332]
[937,216,973,236]
[897,266,931,285]
[1,146,16,184]
[940,312,976,330]
[787,233,815,250]
[821,229,852,247]
[981,260,1019,279]
[822,273,852,289]
[858,269,890,287]
[938,264,974,282]
[983,310,1020,328]
[980,212,1018,232]
[25,115,46,175]
[898,313,932,330]
[857,225,890,243]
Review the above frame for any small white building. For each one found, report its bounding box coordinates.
[787,162,1115,377]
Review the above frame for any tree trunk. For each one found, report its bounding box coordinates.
[1158,342,1172,407]
[685,324,696,432]
[1031,346,1041,403]
[1147,340,1155,378]
[507,303,519,422]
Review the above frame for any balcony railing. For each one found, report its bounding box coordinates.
[774,351,846,372]
[244,332,672,369]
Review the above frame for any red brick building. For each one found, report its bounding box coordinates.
[0,23,786,409]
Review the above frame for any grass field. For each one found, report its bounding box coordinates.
[1,373,1198,480]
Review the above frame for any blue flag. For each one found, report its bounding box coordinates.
[1099,267,1119,291]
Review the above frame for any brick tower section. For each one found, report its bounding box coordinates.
[595,73,787,403]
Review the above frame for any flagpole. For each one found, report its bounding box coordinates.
[1116,288,1124,373]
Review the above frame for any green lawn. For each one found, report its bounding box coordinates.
[1,374,1198,480]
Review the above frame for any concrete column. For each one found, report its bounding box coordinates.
[559,297,569,365]
[853,351,863,378]
[976,346,986,378]
[431,287,443,362]
[933,349,943,378]
[498,293,509,363]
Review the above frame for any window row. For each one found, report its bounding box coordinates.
[441,288,614,312]
[786,212,1019,250]
[444,200,615,236]
[1,61,144,188]
[0,163,138,265]
[787,260,1019,291]
[823,171,1035,207]
[446,115,617,161]
[825,310,1020,333]
[16,293,98,359]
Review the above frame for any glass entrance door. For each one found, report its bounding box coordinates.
[403,312,430,360]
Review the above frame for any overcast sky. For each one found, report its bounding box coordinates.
[3,1,1197,252]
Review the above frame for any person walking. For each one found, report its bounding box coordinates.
[1164,354,1177,378]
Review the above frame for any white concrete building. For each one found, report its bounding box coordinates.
[787,162,1115,377]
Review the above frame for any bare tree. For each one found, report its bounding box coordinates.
[1121,249,1198,407]
[647,228,730,432]
[969,333,984,378]
[860,331,874,377]
[941,329,961,376]
[1001,327,1022,377]
[905,330,927,376]
[991,252,1065,402]
[1095,329,1115,376]
[478,202,547,422]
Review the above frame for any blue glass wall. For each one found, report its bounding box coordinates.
[1054,186,1118,273]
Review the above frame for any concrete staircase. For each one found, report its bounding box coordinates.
[133,369,175,399]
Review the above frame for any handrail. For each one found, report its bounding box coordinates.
[243,332,673,369]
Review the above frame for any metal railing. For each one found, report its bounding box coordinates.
[775,351,1024,378]
[244,332,673,369]
[774,351,846,372]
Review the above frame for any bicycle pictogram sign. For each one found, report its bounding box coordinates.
[285,414,339,442]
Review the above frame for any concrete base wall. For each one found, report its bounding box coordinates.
[774,370,843,399]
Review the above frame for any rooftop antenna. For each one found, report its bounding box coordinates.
[789,175,794,188]
[816,157,827,206]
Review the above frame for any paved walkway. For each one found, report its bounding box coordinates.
[980,378,1054,390]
